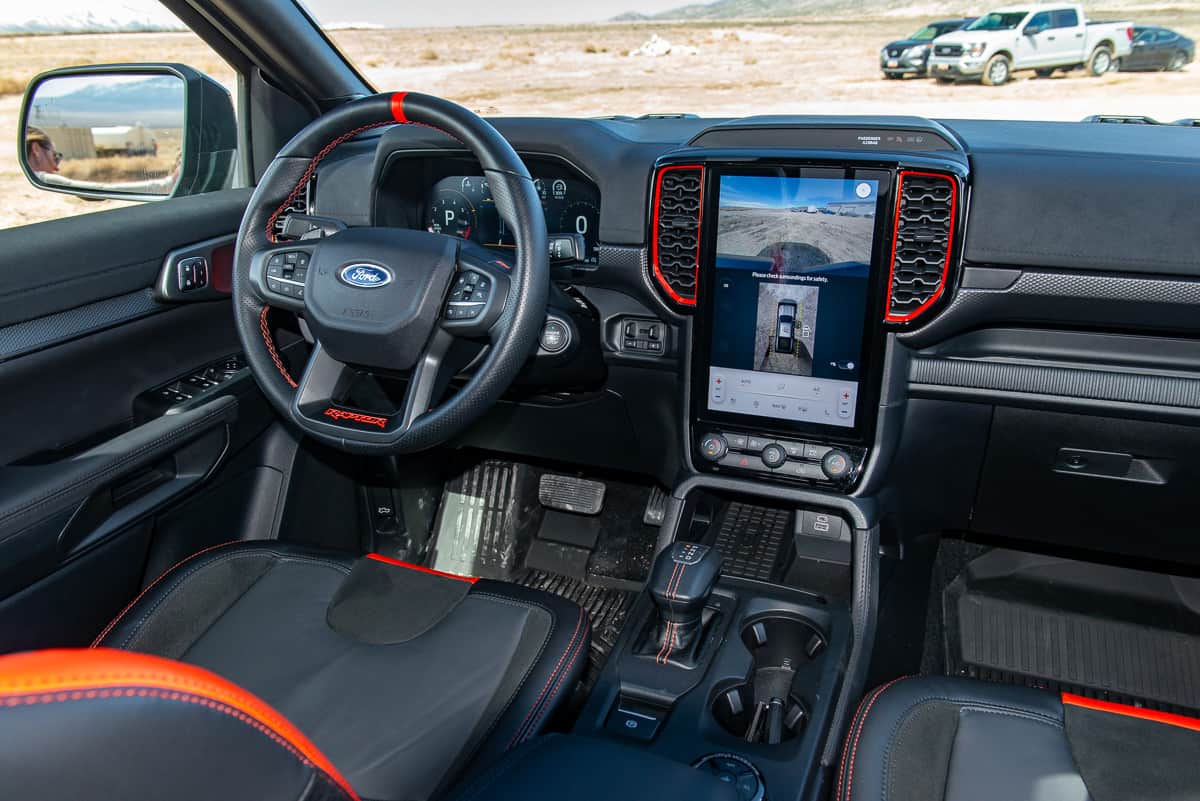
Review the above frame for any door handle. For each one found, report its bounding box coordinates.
[1047,35,1057,40]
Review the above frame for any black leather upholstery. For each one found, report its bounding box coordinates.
[448,734,740,801]
[92,541,589,801]
[837,675,1200,801]
[0,648,357,801]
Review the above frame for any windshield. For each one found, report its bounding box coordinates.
[298,1,1195,123]
[966,12,1028,31]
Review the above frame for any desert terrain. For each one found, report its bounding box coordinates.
[718,207,876,265]
[1,6,1197,229]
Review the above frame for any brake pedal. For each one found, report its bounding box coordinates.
[643,486,668,526]
[538,474,606,515]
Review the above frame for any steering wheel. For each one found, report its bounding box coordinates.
[232,92,548,454]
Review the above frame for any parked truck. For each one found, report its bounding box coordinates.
[926,4,1133,85]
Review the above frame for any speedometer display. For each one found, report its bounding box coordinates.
[424,171,601,262]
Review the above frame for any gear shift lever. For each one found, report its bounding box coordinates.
[644,542,722,665]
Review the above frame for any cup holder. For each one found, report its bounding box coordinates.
[711,615,827,745]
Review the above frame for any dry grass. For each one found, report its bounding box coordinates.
[1,9,1198,229]
[59,153,176,183]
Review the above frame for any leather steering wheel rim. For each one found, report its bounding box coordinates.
[232,92,549,454]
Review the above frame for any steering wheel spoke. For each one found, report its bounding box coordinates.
[439,243,512,339]
[248,241,316,313]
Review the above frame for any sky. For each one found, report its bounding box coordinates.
[720,176,878,209]
[0,0,693,28]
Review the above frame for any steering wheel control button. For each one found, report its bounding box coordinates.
[540,319,570,353]
[760,443,788,469]
[700,433,728,462]
[821,449,853,481]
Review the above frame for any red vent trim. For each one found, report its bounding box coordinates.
[651,164,705,307]
[884,170,958,324]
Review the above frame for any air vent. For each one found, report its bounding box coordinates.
[885,171,958,323]
[272,176,316,240]
[651,165,704,306]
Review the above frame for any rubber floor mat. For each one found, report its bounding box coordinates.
[518,570,634,694]
[946,578,1200,714]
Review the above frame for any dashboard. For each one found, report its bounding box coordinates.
[376,153,602,262]
[310,113,1200,563]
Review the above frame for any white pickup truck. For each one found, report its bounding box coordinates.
[927,4,1133,85]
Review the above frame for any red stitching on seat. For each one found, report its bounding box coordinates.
[259,306,298,389]
[3,687,357,800]
[839,676,908,801]
[507,607,585,749]
[90,541,241,647]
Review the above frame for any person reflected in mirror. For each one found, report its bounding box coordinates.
[24,127,62,175]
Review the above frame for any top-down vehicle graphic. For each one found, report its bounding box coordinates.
[0,1,1197,799]
[775,300,798,355]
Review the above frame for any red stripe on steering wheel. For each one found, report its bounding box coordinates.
[391,92,409,123]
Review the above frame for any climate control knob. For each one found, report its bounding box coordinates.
[821,449,854,482]
[761,443,787,469]
[699,434,728,462]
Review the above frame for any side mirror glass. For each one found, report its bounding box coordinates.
[20,64,235,202]
[1024,24,1045,36]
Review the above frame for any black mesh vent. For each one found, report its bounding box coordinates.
[272,176,315,240]
[653,166,703,304]
[887,172,956,321]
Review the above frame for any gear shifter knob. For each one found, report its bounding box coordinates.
[646,542,722,660]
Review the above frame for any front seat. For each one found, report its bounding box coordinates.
[837,675,1200,801]
[0,541,589,801]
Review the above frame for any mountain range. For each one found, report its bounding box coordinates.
[0,6,184,35]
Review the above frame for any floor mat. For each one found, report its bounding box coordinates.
[944,547,1200,714]
[425,458,657,695]
[518,570,634,695]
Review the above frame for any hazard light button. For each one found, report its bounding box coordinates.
[719,451,769,473]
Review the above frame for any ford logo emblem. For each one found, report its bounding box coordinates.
[338,264,393,289]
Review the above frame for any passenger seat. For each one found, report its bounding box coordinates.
[837,675,1200,801]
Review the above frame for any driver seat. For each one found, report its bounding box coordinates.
[0,541,589,801]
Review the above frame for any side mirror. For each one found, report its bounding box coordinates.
[19,63,236,202]
[1024,24,1045,36]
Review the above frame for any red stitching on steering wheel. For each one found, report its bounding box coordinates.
[265,121,394,243]
[259,306,298,388]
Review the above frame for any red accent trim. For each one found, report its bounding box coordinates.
[211,243,234,294]
[391,92,409,123]
[0,649,358,800]
[884,170,958,324]
[260,307,298,389]
[323,408,389,429]
[650,165,704,307]
[91,541,241,647]
[366,553,478,583]
[1061,693,1200,732]
[838,676,909,801]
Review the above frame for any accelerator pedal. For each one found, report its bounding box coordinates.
[643,486,668,526]
[538,474,606,515]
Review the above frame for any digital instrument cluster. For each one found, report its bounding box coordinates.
[424,174,601,262]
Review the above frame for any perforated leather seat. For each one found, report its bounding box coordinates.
[1,541,590,801]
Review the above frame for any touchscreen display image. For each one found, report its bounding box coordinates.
[707,175,878,429]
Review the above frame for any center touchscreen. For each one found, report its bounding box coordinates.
[707,174,878,429]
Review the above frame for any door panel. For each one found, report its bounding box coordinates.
[0,188,276,646]
[0,189,250,328]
